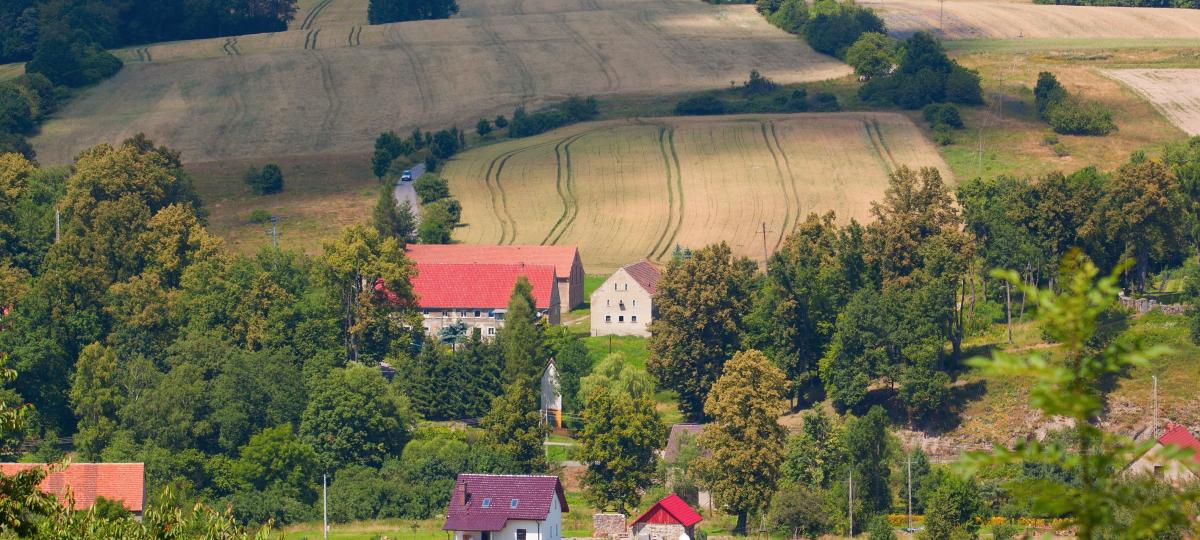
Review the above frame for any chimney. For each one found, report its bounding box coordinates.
[460,479,471,506]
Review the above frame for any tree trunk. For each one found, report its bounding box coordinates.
[1005,281,1013,344]
[1137,245,1149,293]
[733,511,747,535]
[1018,265,1029,322]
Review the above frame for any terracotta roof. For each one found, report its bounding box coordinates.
[622,260,662,295]
[1159,423,1200,465]
[411,263,557,310]
[664,424,705,461]
[0,463,144,512]
[443,474,569,532]
[407,245,580,279]
[632,493,702,528]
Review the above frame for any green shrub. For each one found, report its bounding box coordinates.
[922,104,963,129]
[803,2,887,58]
[674,94,726,115]
[249,209,272,224]
[845,32,895,79]
[810,92,840,112]
[945,66,984,105]
[1052,142,1070,157]
[868,516,897,540]
[786,89,809,112]
[931,126,954,146]
[990,522,1021,540]
[1046,96,1116,136]
[743,70,778,97]
[767,0,808,33]
[244,164,284,195]
[1042,132,1059,146]
[413,175,450,204]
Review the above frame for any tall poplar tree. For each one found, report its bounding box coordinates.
[647,242,754,421]
[499,277,545,381]
[698,349,787,534]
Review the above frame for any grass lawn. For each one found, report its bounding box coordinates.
[280,519,446,540]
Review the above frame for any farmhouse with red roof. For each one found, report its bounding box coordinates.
[444,474,569,540]
[1126,423,1200,486]
[0,463,146,518]
[590,260,661,338]
[631,493,703,540]
[407,245,585,313]
[411,262,561,337]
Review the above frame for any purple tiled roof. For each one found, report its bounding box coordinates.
[443,474,569,532]
[622,260,662,295]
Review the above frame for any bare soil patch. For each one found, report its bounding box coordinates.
[1104,69,1200,136]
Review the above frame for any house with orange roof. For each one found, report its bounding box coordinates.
[410,262,561,337]
[590,260,661,338]
[0,463,146,519]
[407,245,585,313]
[1125,423,1200,487]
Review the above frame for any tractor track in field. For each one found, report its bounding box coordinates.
[348,26,363,47]
[135,47,153,62]
[862,119,896,175]
[479,18,536,102]
[221,38,241,56]
[304,29,322,50]
[760,122,790,250]
[551,14,619,93]
[650,126,684,261]
[313,51,343,148]
[647,126,676,260]
[482,141,556,244]
[300,0,335,30]
[217,49,248,157]
[543,132,592,246]
[385,26,434,115]
[768,122,802,234]
[548,132,591,246]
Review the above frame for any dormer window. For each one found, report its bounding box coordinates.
[510,498,519,509]
[481,498,492,508]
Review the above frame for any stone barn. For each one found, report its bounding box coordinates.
[630,493,702,540]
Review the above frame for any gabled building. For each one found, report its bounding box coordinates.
[407,245,585,313]
[0,463,146,519]
[1126,423,1200,486]
[631,493,702,540]
[444,474,569,540]
[590,260,661,338]
[411,262,561,337]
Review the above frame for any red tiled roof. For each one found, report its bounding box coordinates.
[622,260,662,295]
[411,263,557,310]
[632,493,702,528]
[443,474,568,532]
[1159,423,1200,465]
[407,245,579,279]
[0,463,145,512]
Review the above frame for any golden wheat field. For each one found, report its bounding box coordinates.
[1104,69,1200,136]
[28,0,850,165]
[440,113,951,272]
[864,0,1200,40]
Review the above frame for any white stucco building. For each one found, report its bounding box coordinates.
[590,260,661,338]
[1125,423,1200,487]
[444,474,568,540]
[540,360,562,428]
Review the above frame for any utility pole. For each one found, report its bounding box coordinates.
[848,469,854,538]
[1005,281,1013,344]
[267,216,280,249]
[323,473,329,540]
[758,222,772,273]
[1152,375,1159,439]
[907,452,913,533]
[54,209,60,243]
[940,0,944,35]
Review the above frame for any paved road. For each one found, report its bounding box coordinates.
[392,162,425,219]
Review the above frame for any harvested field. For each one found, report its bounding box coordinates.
[31,0,849,165]
[441,113,950,272]
[862,0,1200,40]
[1104,69,1200,136]
[289,0,369,30]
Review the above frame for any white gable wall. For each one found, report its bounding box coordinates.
[451,497,563,540]
[590,268,654,337]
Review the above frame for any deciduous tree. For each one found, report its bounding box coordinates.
[578,388,665,513]
[480,377,546,474]
[300,364,417,469]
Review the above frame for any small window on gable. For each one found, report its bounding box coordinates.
[481,498,491,508]
[618,315,624,322]
[516,530,527,540]
[624,283,628,291]
[605,315,611,323]
[510,498,519,509]
[632,316,638,323]
[633,299,636,307]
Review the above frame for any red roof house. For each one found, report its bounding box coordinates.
[411,262,562,337]
[443,474,569,540]
[631,493,702,540]
[1126,423,1200,486]
[0,463,145,516]
[407,245,585,312]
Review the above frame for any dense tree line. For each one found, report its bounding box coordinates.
[508,96,599,138]
[368,0,460,24]
[0,73,59,159]
[0,135,600,526]
[0,0,297,65]
[859,32,984,109]
[758,0,886,58]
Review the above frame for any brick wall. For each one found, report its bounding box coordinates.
[593,513,627,538]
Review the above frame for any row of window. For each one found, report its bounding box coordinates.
[604,299,636,308]
[479,497,520,509]
[422,309,505,321]
[604,315,638,323]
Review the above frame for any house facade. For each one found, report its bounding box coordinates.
[0,463,146,519]
[540,360,563,428]
[590,260,661,338]
[631,493,702,540]
[411,262,561,337]
[444,474,569,540]
[407,245,586,313]
[1126,423,1200,486]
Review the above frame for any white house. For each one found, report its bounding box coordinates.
[444,474,569,540]
[590,260,661,338]
[1125,423,1200,487]
[540,360,563,428]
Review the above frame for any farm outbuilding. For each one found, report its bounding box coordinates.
[631,493,702,540]
[407,245,585,313]
[591,260,661,338]
[1125,423,1200,487]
